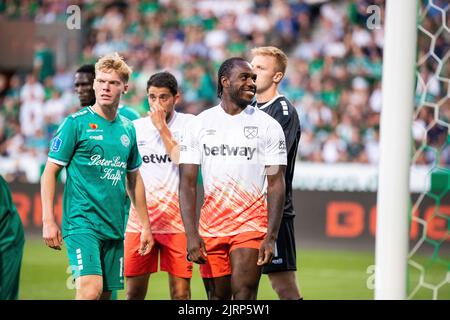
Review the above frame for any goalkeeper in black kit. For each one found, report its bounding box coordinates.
[251,46,302,300]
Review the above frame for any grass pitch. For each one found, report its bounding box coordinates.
[19,237,449,300]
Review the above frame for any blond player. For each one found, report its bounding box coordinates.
[41,53,153,300]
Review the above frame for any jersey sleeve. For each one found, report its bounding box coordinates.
[0,176,13,220]
[271,102,301,154]
[179,117,201,165]
[264,119,288,166]
[47,117,77,166]
[127,124,142,172]
[282,111,301,154]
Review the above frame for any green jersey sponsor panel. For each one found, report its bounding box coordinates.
[48,106,142,240]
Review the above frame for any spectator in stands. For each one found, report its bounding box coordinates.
[0,0,448,182]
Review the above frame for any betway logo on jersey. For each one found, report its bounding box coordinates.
[203,144,256,160]
[142,154,172,164]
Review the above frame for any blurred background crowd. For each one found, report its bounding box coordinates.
[0,0,449,183]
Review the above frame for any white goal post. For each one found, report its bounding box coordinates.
[375,0,418,300]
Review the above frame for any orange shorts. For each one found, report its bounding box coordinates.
[124,232,193,278]
[200,231,265,278]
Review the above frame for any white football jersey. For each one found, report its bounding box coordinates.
[179,104,287,237]
[126,111,195,234]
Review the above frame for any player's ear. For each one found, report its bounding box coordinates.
[123,84,129,94]
[174,92,181,105]
[221,76,230,88]
[273,72,284,84]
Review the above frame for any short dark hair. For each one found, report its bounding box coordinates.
[76,64,95,76]
[146,71,178,96]
[217,57,248,99]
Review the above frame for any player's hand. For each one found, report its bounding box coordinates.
[138,227,154,256]
[257,237,275,266]
[186,233,207,264]
[148,102,167,131]
[43,220,63,250]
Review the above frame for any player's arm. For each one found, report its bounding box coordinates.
[274,105,300,153]
[284,113,301,154]
[179,163,207,264]
[126,170,154,256]
[41,161,64,250]
[258,165,286,265]
[149,103,180,164]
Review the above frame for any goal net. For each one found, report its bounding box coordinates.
[409,0,450,300]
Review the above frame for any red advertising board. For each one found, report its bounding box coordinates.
[10,183,450,251]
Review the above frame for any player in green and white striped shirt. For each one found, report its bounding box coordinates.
[41,53,153,300]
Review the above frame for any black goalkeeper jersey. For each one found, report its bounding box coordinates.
[254,95,301,217]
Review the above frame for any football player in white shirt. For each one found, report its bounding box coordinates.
[179,57,287,300]
[125,72,194,300]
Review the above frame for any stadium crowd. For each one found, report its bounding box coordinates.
[0,0,449,182]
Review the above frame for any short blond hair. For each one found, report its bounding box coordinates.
[95,53,132,83]
[251,46,288,74]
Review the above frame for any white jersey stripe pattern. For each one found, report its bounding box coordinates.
[126,111,195,234]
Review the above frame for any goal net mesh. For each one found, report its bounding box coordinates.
[409,0,450,300]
